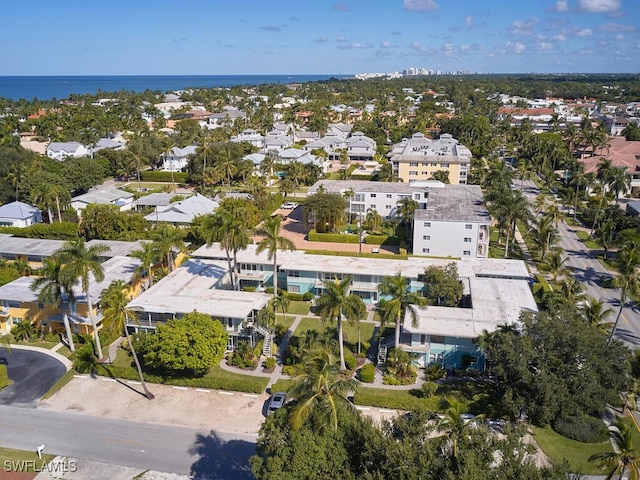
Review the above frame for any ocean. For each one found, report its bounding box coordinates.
[0,75,351,101]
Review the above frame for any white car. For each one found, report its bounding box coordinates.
[267,392,287,415]
[281,202,299,210]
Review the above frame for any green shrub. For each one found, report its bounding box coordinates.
[242,286,257,292]
[353,388,428,410]
[0,222,79,240]
[304,249,408,260]
[263,357,276,369]
[425,364,446,381]
[302,292,314,301]
[359,363,376,383]
[0,364,8,389]
[552,415,608,443]
[364,235,402,246]
[140,171,189,183]
[421,381,438,398]
[399,247,407,255]
[43,332,60,342]
[283,291,303,301]
[253,340,264,358]
[282,365,298,376]
[308,230,360,243]
[345,355,357,371]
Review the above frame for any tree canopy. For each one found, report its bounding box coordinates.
[423,262,464,307]
[143,311,228,375]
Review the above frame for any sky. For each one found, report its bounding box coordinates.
[2,0,639,75]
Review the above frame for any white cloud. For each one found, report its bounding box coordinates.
[554,0,569,12]
[553,34,568,41]
[616,33,625,40]
[536,42,553,50]
[578,0,621,13]
[508,17,539,36]
[410,41,433,53]
[313,37,329,43]
[380,40,395,48]
[598,22,636,32]
[574,28,594,37]
[403,0,439,12]
[465,15,473,27]
[335,35,348,43]
[506,41,526,53]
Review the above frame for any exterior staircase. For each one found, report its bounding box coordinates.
[254,324,273,357]
[377,343,387,366]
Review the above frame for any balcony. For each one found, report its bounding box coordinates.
[238,270,267,281]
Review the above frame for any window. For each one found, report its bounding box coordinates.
[423,222,431,227]
[386,194,392,198]
[465,224,473,229]
[289,270,300,278]
[440,163,450,168]
[409,162,418,167]
[463,250,471,256]
[409,171,418,175]
[422,171,428,176]
[385,205,392,209]
[355,194,364,202]
[422,248,430,253]
[7,301,20,309]
[288,285,301,293]
[352,203,365,213]
[430,335,445,344]
[38,303,44,309]
[464,237,472,242]
[414,193,420,200]
[370,193,377,198]
[422,235,430,240]
[421,162,428,167]
[370,204,376,209]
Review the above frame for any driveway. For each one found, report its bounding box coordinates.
[0,349,66,406]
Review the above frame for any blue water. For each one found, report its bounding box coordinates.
[0,75,351,101]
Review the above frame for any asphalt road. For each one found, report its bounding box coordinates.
[0,349,66,406]
[0,405,257,478]
[520,179,640,347]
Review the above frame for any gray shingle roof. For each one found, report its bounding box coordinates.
[0,201,40,220]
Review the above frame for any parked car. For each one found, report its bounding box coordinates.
[281,202,299,210]
[267,392,287,415]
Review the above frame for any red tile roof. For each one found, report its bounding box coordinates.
[581,136,640,175]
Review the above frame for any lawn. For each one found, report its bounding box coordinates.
[286,301,311,315]
[575,230,601,249]
[532,425,612,475]
[13,340,59,349]
[0,446,55,472]
[269,378,293,393]
[56,345,72,358]
[105,348,269,393]
[294,316,376,350]
[275,314,297,331]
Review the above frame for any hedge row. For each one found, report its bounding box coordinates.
[308,230,360,243]
[140,171,189,183]
[364,235,402,246]
[99,364,268,394]
[304,249,408,261]
[0,222,80,240]
[353,387,429,410]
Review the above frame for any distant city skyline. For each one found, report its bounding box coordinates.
[3,0,639,75]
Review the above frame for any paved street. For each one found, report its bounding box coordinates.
[520,179,640,347]
[0,405,256,478]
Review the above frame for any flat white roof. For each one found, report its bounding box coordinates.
[193,243,529,280]
[404,277,538,338]
[127,258,270,319]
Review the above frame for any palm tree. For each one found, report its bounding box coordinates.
[202,211,236,290]
[130,242,160,289]
[288,348,359,432]
[315,276,366,371]
[379,273,427,351]
[531,215,558,261]
[437,397,482,465]
[57,239,111,360]
[31,183,56,224]
[273,293,290,324]
[580,296,614,332]
[607,167,632,200]
[609,246,640,344]
[30,256,76,352]
[365,208,382,233]
[490,189,530,257]
[514,159,534,190]
[215,145,238,191]
[255,215,296,303]
[429,170,450,184]
[545,250,569,283]
[101,280,154,399]
[590,417,640,480]
[150,224,184,273]
[5,163,25,201]
[397,197,418,236]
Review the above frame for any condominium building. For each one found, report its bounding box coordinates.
[388,133,472,184]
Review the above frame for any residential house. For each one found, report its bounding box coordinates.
[580,136,640,195]
[0,201,42,228]
[126,258,271,351]
[46,142,88,160]
[162,145,197,172]
[388,133,472,184]
[412,185,490,258]
[0,255,142,335]
[346,131,376,162]
[207,109,247,129]
[70,189,135,216]
[144,193,218,225]
[0,234,65,268]
[231,129,265,149]
[89,137,125,156]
